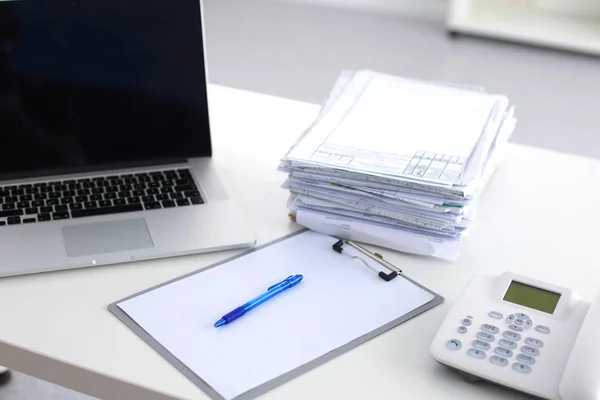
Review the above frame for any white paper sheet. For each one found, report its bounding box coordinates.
[285,71,507,185]
[296,210,463,261]
[117,231,435,400]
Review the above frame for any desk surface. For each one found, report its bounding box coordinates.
[1,85,600,400]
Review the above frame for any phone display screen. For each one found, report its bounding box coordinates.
[503,281,561,314]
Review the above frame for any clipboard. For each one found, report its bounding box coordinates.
[108,230,444,400]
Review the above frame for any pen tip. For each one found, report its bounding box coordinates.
[214,318,226,328]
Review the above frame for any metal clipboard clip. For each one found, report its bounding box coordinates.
[332,240,402,281]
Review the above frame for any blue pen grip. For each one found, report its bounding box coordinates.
[223,306,246,323]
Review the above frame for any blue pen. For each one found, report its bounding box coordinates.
[214,275,303,327]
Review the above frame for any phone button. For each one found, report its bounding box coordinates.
[523,320,533,330]
[521,346,540,357]
[472,340,491,350]
[477,332,495,342]
[499,339,517,349]
[535,325,551,334]
[509,324,524,332]
[488,311,503,319]
[517,354,536,365]
[514,313,530,320]
[468,348,486,359]
[481,324,500,334]
[447,339,462,350]
[461,318,472,326]
[514,318,525,326]
[503,331,522,341]
[505,314,516,324]
[458,326,468,334]
[494,347,513,358]
[525,338,544,348]
[490,355,508,367]
[512,363,532,374]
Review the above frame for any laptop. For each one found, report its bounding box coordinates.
[0,0,256,277]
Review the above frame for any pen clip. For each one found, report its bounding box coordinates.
[267,275,293,291]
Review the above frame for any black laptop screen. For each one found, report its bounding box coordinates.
[0,0,212,180]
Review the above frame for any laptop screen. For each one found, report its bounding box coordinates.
[0,0,212,181]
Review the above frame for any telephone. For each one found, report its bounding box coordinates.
[431,272,600,400]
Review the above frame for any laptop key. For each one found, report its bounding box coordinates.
[77,189,91,196]
[162,200,176,208]
[141,195,155,202]
[185,190,200,198]
[160,186,173,194]
[54,205,69,212]
[0,221,5,226]
[132,189,145,197]
[90,194,102,201]
[7,216,21,225]
[144,202,161,210]
[84,201,98,209]
[17,201,29,209]
[23,218,36,224]
[174,184,196,192]
[49,192,61,199]
[92,188,104,195]
[146,188,159,195]
[2,203,15,210]
[20,194,33,201]
[156,194,169,201]
[70,203,83,210]
[46,199,59,206]
[25,207,38,215]
[35,193,47,200]
[190,196,204,205]
[61,197,74,204]
[75,196,88,202]
[104,192,117,199]
[127,197,141,204]
[113,198,127,206]
[0,209,23,218]
[176,198,190,206]
[32,200,45,207]
[38,213,52,222]
[170,192,183,200]
[40,206,54,213]
[71,204,144,218]
[0,190,9,197]
[52,212,70,220]
[63,190,76,197]
[118,191,131,199]
[175,179,195,186]
[98,200,112,207]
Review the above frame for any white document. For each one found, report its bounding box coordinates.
[117,231,435,400]
[285,70,506,186]
[296,209,463,261]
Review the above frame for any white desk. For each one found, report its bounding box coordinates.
[1,85,600,400]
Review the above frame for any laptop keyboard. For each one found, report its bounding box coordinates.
[0,169,204,226]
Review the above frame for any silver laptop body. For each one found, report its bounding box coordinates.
[0,0,256,277]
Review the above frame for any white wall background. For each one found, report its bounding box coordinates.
[274,0,448,20]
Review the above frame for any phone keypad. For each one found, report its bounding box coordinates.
[446,310,550,376]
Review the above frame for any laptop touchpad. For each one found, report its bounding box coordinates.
[62,218,154,257]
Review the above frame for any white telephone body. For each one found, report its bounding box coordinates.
[431,272,600,400]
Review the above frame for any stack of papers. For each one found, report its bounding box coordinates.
[278,70,516,260]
